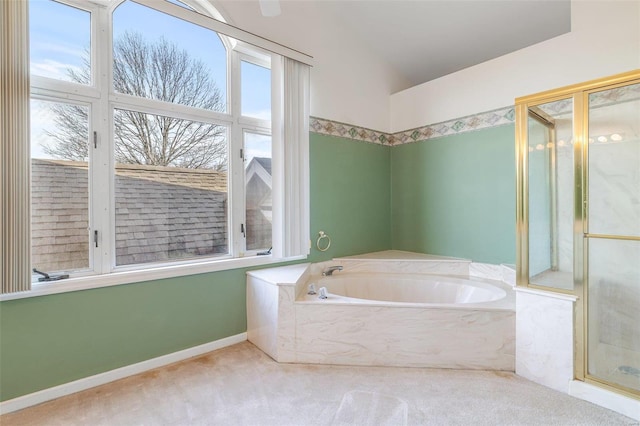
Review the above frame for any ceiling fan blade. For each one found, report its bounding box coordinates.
[259,0,281,17]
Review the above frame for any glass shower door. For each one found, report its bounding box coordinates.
[585,83,640,394]
[516,70,640,400]
[527,99,574,291]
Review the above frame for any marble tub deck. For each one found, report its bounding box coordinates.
[246,251,516,371]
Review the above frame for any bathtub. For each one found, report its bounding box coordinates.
[303,273,507,306]
[246,250,516,370]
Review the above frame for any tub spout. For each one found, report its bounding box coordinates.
[322,265,343,276]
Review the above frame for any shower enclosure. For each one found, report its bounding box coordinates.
[516,70,640,399]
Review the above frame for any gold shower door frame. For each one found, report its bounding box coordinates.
[515,69,640,400]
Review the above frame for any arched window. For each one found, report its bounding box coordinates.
[112,0,228,111]
[20,0,309,290]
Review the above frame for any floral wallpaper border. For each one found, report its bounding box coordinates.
[391,107,515,145]
[309,117,392,145]
[311,83,640,146]
[310,106,515,146]
[538,83,640,116]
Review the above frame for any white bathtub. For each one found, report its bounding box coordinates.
[304,273,507,305]
[247,250,516,370]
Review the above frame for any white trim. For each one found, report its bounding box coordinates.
[239,116,272,129]
[132,0,313,66]
[568,380,640,421]
[0,255,305,301]
[95,3,112,276]
[0,333,247,415]
[230,47,244,256]
[30,78,101,100]
[237,47,271,69]
[270,55,284,259]
[109,93,234,126]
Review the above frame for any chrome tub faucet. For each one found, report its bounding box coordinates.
[322,265,343,276]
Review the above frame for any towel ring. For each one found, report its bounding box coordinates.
[316,231,331,252]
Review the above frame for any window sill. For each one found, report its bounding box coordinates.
[0,254,306,301]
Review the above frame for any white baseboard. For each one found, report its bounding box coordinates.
[568,380,640,421]
[0,333,247,415]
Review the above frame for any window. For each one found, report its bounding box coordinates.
[113,110,230,267]
[23,0,310,288]
[29,0,91,84]
[241,60,271,119]
[112,1,228,111]
[30,99,91,277]
[244,131,272,252]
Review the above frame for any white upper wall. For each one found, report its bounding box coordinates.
[390,0,640,132]
[215,0,409,132]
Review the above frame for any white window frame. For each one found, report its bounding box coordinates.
[241,127,274,257]
[9,0,308,301]
[234,49,273,257]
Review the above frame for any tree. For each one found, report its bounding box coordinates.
[44,32,227,170]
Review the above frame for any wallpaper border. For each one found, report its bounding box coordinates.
[310,106,515,146]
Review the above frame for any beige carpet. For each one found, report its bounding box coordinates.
[2,342,637,425]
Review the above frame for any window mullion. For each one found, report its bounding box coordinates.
[30,78,101,100]
[91,5,112,275]
[270,54,284,258]
[230,50,246,256]
[109,93,233,126]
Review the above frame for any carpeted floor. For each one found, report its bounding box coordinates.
[1,342,637,425]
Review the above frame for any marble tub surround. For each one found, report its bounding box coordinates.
[292,300,515,370]
[469,262,516,286]
[335,251,516,286]
[515,287,577,393]
[501,264,516,286]
[514,273,639,419]
[246,263,310,362]
[247,251,516,371]
[331,250,471,275]
[334,250,467,261]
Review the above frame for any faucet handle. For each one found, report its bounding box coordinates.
[318,287,328,299]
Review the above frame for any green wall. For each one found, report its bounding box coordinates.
[0,271,246,401]
[308,133,391,262]
[0,125,516,402]
[0,133,392,402]
[391,124,516,264]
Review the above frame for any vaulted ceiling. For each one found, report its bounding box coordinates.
[320,0,572,89]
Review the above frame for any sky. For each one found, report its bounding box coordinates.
[29,0,272,164]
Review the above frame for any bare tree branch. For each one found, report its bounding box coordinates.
[44,31,227,171]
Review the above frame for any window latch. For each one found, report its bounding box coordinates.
[240,223,245,237]
[94,230,99,248]
[93,131,97,149]
[257,247,272,256]
[33,268,69,282]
